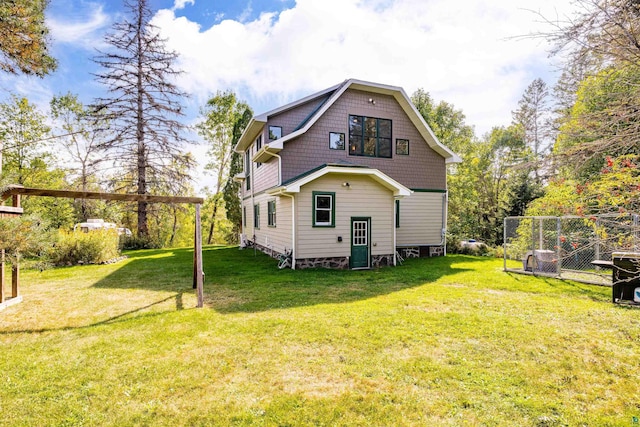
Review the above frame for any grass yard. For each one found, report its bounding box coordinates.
[1,247,639,426]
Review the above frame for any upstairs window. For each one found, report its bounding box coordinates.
[349,115,392,158]
[245,150,251,191]
[329,132,345,150]
[256,135,263,168]
[396,139,409,155]
[269,126,282,140]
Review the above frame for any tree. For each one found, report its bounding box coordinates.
[0,0,56,76]
[0,95,50,184]
[512,78,553,181]
[542,0,640,168]
[50,93,107,219]
[222,107,253,242]
[196,91,251,244]
[93,0,192,238]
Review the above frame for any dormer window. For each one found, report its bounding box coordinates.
[269,126,282,140]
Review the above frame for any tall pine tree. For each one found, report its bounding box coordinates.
[93,0,192,237]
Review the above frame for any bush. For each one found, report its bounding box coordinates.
[52,229,121,265]
[120,234,162,250]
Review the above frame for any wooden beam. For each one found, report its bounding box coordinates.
[194,204,204,308]
[2,186,203,205]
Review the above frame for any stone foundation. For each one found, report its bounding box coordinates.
[295,256,349,269]
[398,246,444,258]
[399,247,420,258]
[372,254,394,268]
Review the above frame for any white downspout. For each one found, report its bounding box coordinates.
[393,196,397,266]
[263,149,295,269]
[280,193,296,269]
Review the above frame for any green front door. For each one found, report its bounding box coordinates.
[350,217,370,269]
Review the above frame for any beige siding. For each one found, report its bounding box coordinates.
[396,192,445,246]
[296,174,394,259]
[242,193,292,254]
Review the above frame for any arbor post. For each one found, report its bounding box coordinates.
[1,249,5,304]
[193,204,204,308]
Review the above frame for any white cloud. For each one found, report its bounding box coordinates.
[47,2,111,50]
[153,0,577,135]
[173,0,195,11]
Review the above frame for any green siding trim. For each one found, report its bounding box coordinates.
[410,188,447,193]
[312,191,336,228]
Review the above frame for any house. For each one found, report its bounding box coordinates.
[234,79,461,269]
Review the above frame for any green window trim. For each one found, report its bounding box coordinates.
[395,200,400,228]
[267,200,276,227]
[312,191,336,228]
[253,203,260,229]
[245,150,251,191]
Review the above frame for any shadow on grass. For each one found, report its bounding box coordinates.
[90,246,482,314]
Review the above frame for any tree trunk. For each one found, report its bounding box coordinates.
[135,0,148,238]
[207,198,219,245]
[169,205,178,246]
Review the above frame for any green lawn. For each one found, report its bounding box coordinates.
[1,247,639,426]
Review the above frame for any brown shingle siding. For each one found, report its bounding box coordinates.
[280,88,447,189]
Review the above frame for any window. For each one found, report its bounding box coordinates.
[256,136,263,168]
[349,115,392,158]
[245,150,251,191]
[269,126,282,140]
[329,132,345,150]
[312,191,335,227]
[243,206,247,227]
[254,204,260,229]
[396,139,409,155]
[267,200,276,227]
[395,200,400,228]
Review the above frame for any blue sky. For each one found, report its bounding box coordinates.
[0,0,577,191]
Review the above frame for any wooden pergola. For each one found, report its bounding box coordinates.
[0,185,206,310]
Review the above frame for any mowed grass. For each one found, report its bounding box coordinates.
[1,247,639,426]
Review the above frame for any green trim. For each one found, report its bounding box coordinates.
[350,217,371,269]
[253,203,260,229]
[267,199,276,227]
[395,200,400,228]
[281,163,371,187]
[410,188,447,193]
[294,94,333,131]
[312,191,336,228]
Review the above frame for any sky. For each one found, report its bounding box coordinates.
[0,0,578,192]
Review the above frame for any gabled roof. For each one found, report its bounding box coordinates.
[234,78,462,164]
[266,164,412,197]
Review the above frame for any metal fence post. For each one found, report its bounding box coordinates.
[595,216,601,262]
[503,217,507,272]
[556,217,562,278]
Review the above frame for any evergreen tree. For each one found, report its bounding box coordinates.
[92,0,192,237]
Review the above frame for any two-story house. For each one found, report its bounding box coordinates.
[234,79,461,269]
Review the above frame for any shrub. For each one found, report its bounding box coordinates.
[120,234,162,250]
[52,229,121,265]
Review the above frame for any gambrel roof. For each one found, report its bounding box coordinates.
[234,79,462,164]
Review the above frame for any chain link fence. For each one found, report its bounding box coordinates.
[503,214,640,285]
